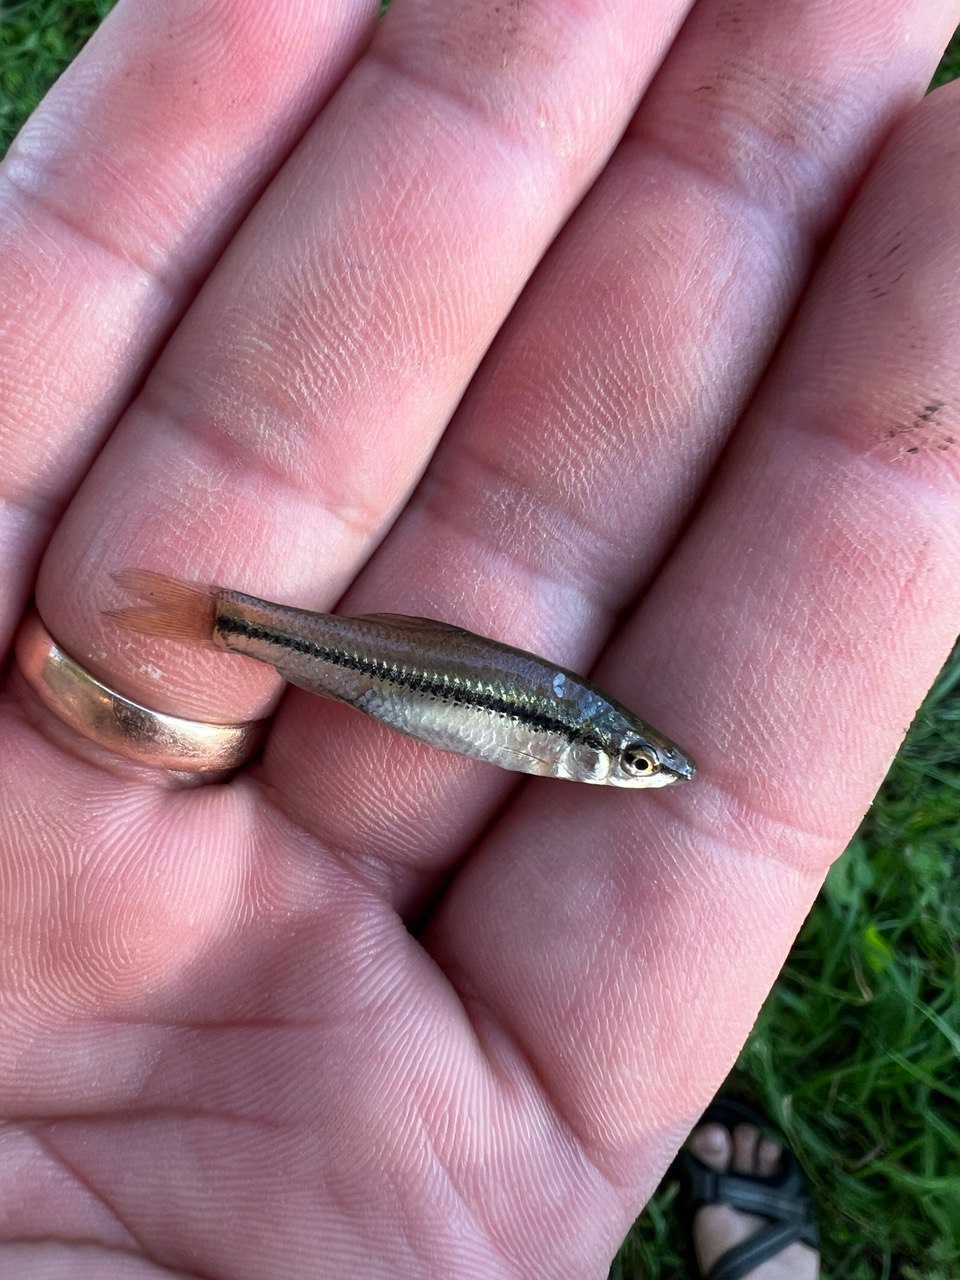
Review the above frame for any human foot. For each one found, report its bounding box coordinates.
[683,1103,820,1279]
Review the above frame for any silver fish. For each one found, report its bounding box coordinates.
[109,570,696,788]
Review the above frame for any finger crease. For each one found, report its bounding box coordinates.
[0,168,181,305]
[419,445,629,617]
[655,776,844,876]
[0,1238,206,1280]
[243,772,397,902]
[623,126,811,261]
[137,382,387,542]
[364,46,558,169]
[449,976,628,1203]
[25,1125,157,1265]
[13,1105,281,1133]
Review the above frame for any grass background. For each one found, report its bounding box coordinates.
[1,3,958,1277]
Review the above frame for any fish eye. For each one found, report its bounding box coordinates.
[623,747,657,776]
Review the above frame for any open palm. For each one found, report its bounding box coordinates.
[2,2,959,1276]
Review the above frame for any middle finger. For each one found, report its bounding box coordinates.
[33,0,691,723]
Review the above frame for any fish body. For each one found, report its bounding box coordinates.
[110,572,696,788]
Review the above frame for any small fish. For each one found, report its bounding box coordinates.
[107,570,696,789]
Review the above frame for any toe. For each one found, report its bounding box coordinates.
[688,1122,732,1171]
[732,1123,760,1174]
[756,1135,782,1177]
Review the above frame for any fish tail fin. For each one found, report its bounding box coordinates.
[104,569,220,647]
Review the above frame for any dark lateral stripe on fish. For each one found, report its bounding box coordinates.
[216,613,584,742]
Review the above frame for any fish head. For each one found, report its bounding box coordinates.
[558,719,695,789]
[607,723,697,789]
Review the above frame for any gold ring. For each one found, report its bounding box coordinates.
[15,611,264,773]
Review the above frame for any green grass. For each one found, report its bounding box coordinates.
[932,28,960,90]
[0,0,113,153]
[2,5,959,1278]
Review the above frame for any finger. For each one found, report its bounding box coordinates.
[0,0,378,654]
[430,80,960,1202]
[30,0,693,726]
[260,0,958,909]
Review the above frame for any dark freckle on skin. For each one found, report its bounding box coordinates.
[715,3,746,33]
[888,406,954,455]
[918,402,945,423]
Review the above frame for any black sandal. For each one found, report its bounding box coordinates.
[678,1096,820,1280]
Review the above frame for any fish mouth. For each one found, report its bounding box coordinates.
[664,752,697,782]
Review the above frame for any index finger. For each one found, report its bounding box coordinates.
[0,0,377,652]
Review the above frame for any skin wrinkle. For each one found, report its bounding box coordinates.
[651,780,843,876]
[7,111,180,259]
[257,721,485,906]
[11,1107,282,1132]
[1,784,247,1050]
[440,820,800,1148]
[0,187,64,318]
[762,368,960,487]
[441,855,720,1198]
[429,979,629,1273]
[403,313,735,674]
[1,166,183,298]
[377,0,665,156]
[634,12,905,227]
[0,234,172,512]
[418,446,630,615]
[120,117,537,501]
[245,772,400,903]
[364,47,562,164]
[0,1240,203,1279]
[15,829,609,1269]
[369,1048,506,1278]
[623,125,814,254]
[24,1127,145,1258]
[138,390,388,545]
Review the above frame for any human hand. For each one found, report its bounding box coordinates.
[2,1,958,1276]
